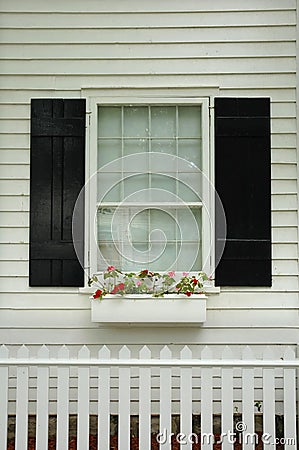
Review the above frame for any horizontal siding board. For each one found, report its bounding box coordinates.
[0,261,29,276]
[0,212,29,227]
[0,165,29,179]
[272,227,298,242]
[272,211,298,226]
[0,228,28,243]
[0,243,28,259]
[272,148,297,163]
[271,179,297,194]
[0,74,297,90]
[0,42,296,58]
[0,149,30,164]
[0,0,296,11]
[1,57,296,74]
[271,163,297,178]
[1,10,296,27]
[1,25,296,43]
[0,308,297,328]
[0,196,29,212]
[272,193,297,209]
[0,291,298,309]
[0,180,29,195]
[0,328,298,345]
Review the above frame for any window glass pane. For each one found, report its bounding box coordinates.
[150,209,177,242]
[124,106,149,137]
[177,207,201,241]
[150,139,176,157]
[177,242,202,271]
[177,173,201,202]
[129,209,149,243]
[98,106,122,137]
[178,138,202,169]
[148,243,176,271]
[124,138,149,156]
[151,174,176,193]
[123,173,149,198]
[178,106,201,138]
[97,139,122,169]
[151,106,176,138]
[97,173,121,202]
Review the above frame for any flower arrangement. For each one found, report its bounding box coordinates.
[89,266,210,300]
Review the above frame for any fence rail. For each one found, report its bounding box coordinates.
[0,344,298,450]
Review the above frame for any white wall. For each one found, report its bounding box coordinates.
[0,0,298,349]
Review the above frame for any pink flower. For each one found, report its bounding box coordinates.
[182,272,189,277]
[107,265,115,272]
[136,281,142,286]
[168,271,175,278]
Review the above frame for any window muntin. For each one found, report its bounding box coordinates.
[96,104,205,272]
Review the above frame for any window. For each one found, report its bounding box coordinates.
[89,98,211,275]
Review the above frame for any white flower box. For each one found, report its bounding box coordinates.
[91,294,206,326]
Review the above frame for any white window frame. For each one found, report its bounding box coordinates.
[86,96,213,281]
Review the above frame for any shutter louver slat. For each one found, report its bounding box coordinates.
[30,98,85,287]
[215,97,271,286]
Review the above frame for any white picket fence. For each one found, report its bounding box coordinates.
[0,344,298,450]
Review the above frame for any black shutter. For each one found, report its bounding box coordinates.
[215,97,271,286]
[30,99,85,286]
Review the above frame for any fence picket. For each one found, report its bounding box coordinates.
[139,346,151,450]
[77,346,90,450]
[263,347,276,446]
[15,345,29,450]
[119,346,131,450]
[221,346,234,450]
[242,346,255,450]
[180,346,192,450]
[201,346,213,450]
[36,345,49,450]
[160,346,172,450]
[98,346,111,450]
[57,346,70,450]
[0,345,9,450]
[283,347,297,449]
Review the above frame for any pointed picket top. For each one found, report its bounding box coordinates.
[242,346,254,360]
[17,344,29,359]
[37,345,50,359]
[119,345,131,359]
[98,345,111,359]
[160,345,172,359]
[58,345,70,359]
[222,345,233,360]
[263,346,275,360]
[180,345,192,360]
[283,346,295,360]
[0,344,9,358]
[139,345,151,359]
[78,345,90,359]
[201,345,213,360]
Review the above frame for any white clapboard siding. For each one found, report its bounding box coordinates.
[0,0,298,348]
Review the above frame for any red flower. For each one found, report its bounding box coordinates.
[107,265,115,272]
[192,279,198,285]
[93,289,103,299]
[111,283,125,294]
[185,291,192,297]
